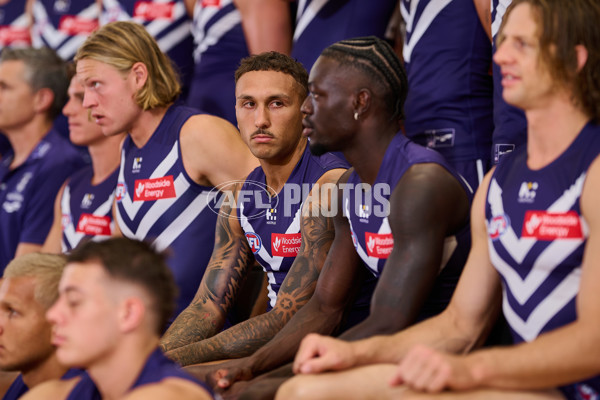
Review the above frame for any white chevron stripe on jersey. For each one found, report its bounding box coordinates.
[402,0,453,63]
[6,13,29,28]
[400,0,420,36]
[501,265,580,342]
[101,0,188,52]
[156,18,191,52]
[344,197,381,274]
[193,2,240,63]
[548,173,587,212]
[240,198,304,308]
[60,184,75,252]
[293,0,328,41]
[152,187,218,252]
[488,178,537,263]
[489,236,583,305]
[100,0,130,23]
[488,173,587,265]
[57,36,89,61]
[32,1,99,58]
[135,173,190,239]
[192,1,219,61]
[119,140,179,221]
[135,1,185,32]
[491,0,512,38]
[264,270,277,308]
[239,201,303,272]
[61,182,115,251]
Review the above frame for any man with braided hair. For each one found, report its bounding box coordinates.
[280,1,600,399]
[187,36,472,398]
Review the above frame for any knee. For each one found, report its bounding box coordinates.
[275,376,312,400]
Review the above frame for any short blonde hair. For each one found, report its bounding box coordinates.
[4,253,67,309]
[75,21,181,110]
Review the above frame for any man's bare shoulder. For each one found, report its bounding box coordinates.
[122,377,213,400]
[20,376,81,400]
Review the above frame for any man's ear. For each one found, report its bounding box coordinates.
[118,297,145,333]
[575,44,588,72]
[353,88,371,119]
[130,62,148,90]
[33,87,55,114]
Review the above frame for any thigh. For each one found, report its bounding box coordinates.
[402,388,565,400]
[276,364,405,400]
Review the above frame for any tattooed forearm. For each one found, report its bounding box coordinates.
[161,184,254,352]
[168,188,337,365]
[166,257,319,365]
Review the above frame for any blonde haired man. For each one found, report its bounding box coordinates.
[74,21,259,319]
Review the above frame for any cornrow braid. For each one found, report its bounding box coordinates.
[322,36,408,121]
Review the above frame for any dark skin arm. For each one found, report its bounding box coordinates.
[185,170,364,386]
[339,162,470,341]
[161,183,255,352]
[166,169,344,365]
[190,162,470,394]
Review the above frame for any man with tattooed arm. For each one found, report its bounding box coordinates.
[160,51,349,366]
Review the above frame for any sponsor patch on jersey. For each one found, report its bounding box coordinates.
[81,193,94,209]
[0,26,32,46]
[202,0,221,6]
[488,214,510,240]
[134,1,175,20]
[424,128,455,149]
[518,181,538,203]
[350,230,358,248]
[521,210,583,240]
[365,232,393,259]
[494,143,516,164]
[76,214,111,236]
[115,182,127,202]
[61,213,71,229]
[245,232,262,254]
[133,176,176,201]
[58,16,99,35]
[271,233,301,257]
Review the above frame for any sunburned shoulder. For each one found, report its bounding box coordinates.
[19,376,81,400]
[121,378,213,400]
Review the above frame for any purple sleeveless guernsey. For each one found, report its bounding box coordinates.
[345,133,472,320]
[291,0,397,72]
[187,0,248,125]
[490,0,527,164]
[115,105,219,317]
[240,146,347,310]
[486,123,600,399]
[100,0,194,101]
[31,0,99,60]
[3,369,82,400]
[0,0,31,52]
[401,0,493,165]
[60,166,119,252]
[66,348,213,399]
[0,129,84,271]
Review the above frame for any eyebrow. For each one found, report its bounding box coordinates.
[61,286,83,295]
[236,94,292,102]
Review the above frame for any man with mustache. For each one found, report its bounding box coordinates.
[160,51,353,366]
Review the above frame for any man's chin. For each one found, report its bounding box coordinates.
[308,141,330,156]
